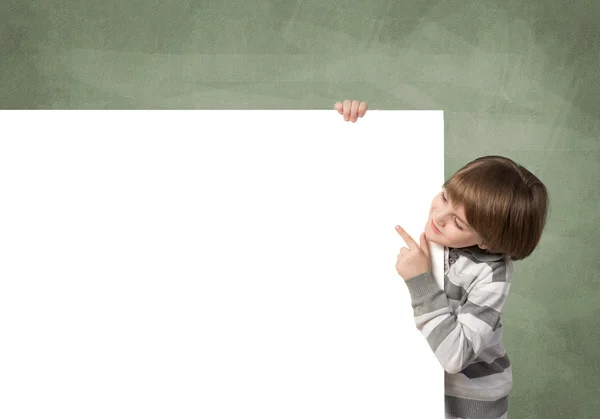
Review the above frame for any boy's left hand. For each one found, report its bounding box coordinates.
[395,225,432,280]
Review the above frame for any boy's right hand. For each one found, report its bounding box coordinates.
[334,100,368,123]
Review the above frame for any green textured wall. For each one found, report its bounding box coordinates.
[2,1,599,417]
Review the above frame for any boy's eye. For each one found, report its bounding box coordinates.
[442,192,463,229]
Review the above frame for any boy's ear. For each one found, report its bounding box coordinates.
[478,242,488,250]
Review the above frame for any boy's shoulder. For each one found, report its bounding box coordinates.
[448,245,512,284]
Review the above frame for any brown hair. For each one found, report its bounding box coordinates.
[443,156,549,261]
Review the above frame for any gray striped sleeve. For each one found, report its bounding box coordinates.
[403,259,512,374]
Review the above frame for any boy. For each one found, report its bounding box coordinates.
[335,100,549,419]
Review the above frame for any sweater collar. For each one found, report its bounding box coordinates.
[454,245,505,262]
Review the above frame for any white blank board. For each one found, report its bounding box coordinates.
[0,110,445,418]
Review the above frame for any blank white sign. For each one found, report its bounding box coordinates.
[0,110,444,418]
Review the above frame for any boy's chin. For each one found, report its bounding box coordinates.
[427,237,445,246]
[424,224,444,246]
[424,230,452,247]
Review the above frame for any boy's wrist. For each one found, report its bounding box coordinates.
[403,271,439,300]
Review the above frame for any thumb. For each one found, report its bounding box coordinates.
[420,233,430,257]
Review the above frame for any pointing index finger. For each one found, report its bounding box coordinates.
[395,225,417,249]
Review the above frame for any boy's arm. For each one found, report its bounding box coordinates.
[403,262,511,374]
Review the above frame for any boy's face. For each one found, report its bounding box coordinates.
[424,188,487,250]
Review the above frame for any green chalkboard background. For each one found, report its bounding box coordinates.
[2,1,599,417]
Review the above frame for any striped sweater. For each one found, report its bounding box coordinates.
[404,245,513,419]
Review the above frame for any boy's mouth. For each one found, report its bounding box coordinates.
[431,219,442,235]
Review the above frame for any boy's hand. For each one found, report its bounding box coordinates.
[395,225,432,280]
[334,100,368,122]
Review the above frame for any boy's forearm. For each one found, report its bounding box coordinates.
[403,272,480,374]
